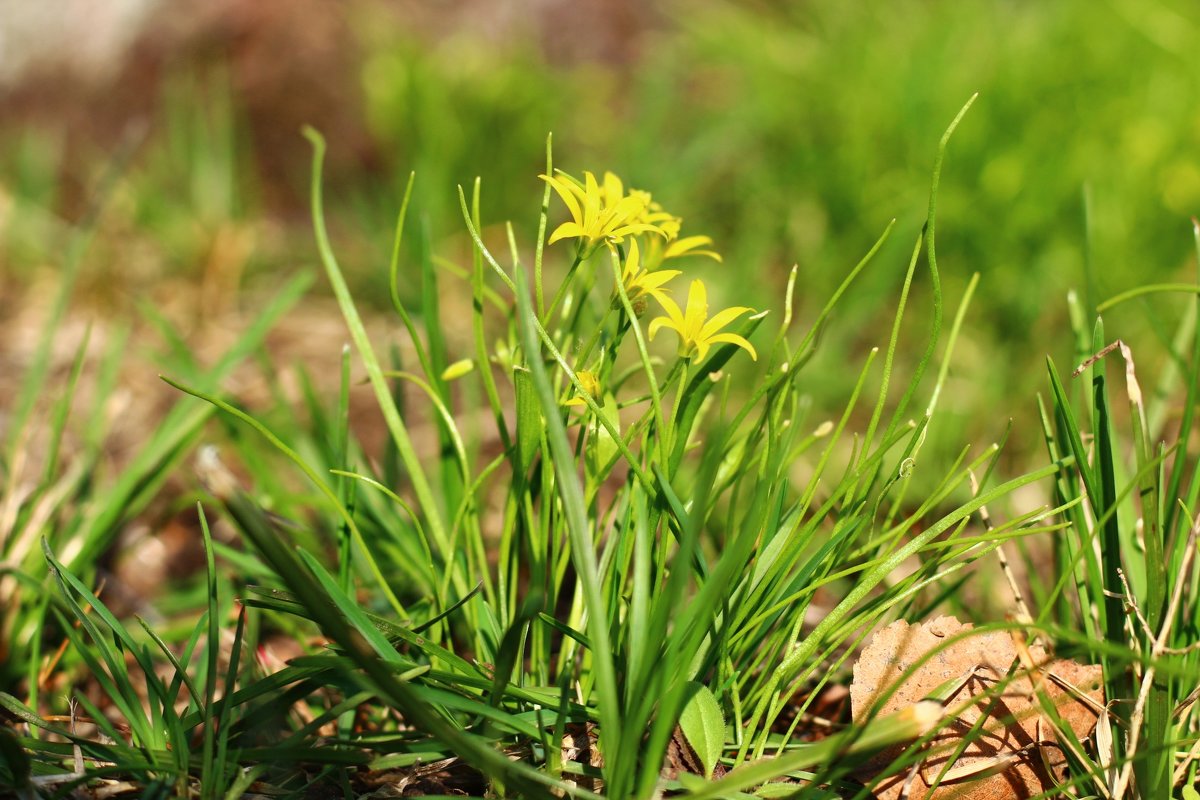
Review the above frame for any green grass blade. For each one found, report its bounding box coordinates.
[302,127,455,587]
[512,265,624,793]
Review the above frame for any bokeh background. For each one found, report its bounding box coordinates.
[3,0,1200,473]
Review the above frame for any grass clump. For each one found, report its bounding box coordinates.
[3,99,1200,799]
[1036,223,1200,799]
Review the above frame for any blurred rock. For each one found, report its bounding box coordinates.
[0,0,161,88]
[0,0,374,212]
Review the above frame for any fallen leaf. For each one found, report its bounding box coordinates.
[850,615,1103,800]
[561,721,604,794]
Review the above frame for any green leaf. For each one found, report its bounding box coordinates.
[513,366,541,478]
[679,682,725,779]
[1183,785,1200,800]
[0,726,31,789]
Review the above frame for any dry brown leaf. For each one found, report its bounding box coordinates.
[850,616,1103,800]
[561,722,605,794]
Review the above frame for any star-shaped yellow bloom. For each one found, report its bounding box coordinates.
[619,239,680,314]
[571,171,722,266]
[648,279,757,362]
[540,171,661,250]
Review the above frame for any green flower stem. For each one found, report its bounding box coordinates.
[572,307,627,383]
[544,249,586,325]
[573,326,608,380]
[602,232,678,474]
[666,359,690,462]
[562,269,597,342]
[534,134,553,319]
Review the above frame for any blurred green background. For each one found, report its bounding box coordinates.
[3,0,1199,462]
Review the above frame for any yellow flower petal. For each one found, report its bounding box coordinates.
[700,305,752,341]
[637,269,680,291]
[623,238,642,277]
[583,171,602,229]
[645,286,675,309]
[603,171,624,202]
[704,332,757,361]
[683,280,709,337]
[664,235,722,261]
[654,289,686,329]
[540,174,583,227]
[609,194,647,219]
[575,369,601,397]
[563,369,601,407]
[647,316,672,342]
[607,222,663,241]
[549,221,588,244]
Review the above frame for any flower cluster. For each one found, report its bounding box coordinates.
[542,169,756,365]
[541,171,660,253]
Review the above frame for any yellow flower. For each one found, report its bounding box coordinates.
[587,171,722,266]
[649,279,757,362]
[564,369,602,407]
[623,187,681,236]
[540,171,661,250]
[618,239,680,314]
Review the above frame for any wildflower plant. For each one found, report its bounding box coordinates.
[0,102,1050,795]
[173,101,1062,796]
